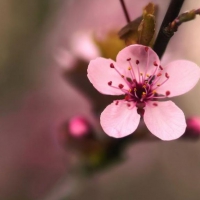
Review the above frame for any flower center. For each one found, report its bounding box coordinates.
[108,46,171,111]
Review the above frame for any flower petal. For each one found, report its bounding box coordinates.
[116,44,160,82]
[100,100,140,138]
[156,60,200,97]
[87,58,129,95]
[144,101,186,141]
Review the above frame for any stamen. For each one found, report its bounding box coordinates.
[143,49,150,82]
[148,75,156,85]
[152,74,170,90]
[109,84,129,93]
[125,95,130,101]
[166,91,170,96]
[159,65,163,70]
[108,81,112,86]
[152,90,157,94]
[157,72,162,77]
[126,77,132,83]
[147,59,160,84]
[153,61,158,66]
[110,63,114,68]
[119,84,124,89]
[135,60,141,83]
[133,88,139,99]
[142,92,146,99]
[110,63,130,86]
[127,60,137,82]
[165,73,170,79]
[143,85,148,94]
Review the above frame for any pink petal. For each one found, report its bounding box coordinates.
[144,101,186,140]
[100,100,140,138]
[87,58,129,95]
[156,60,200,97]
[116,44,160,82]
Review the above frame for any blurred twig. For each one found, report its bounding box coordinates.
[153,0,185,58]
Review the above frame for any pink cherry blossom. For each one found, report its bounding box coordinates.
[87,44,200,140]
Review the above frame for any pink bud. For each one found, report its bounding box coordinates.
[68,116,89,137]
[183,116,200,139]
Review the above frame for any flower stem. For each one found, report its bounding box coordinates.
[119,0,131,23]
[153,0,185,59]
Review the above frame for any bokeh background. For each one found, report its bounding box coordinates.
[1,0,200,200]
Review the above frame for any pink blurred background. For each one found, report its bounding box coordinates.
[1,0,200,200]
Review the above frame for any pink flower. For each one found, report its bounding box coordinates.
[87,44,200,140]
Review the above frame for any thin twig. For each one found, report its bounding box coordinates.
[119,0,131,23]
[164,8,200,34]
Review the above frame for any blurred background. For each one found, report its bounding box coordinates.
[1,0,200,200]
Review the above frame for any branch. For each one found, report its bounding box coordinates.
[153,0,185,59]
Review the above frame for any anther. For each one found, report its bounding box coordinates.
[125,95,129,101]
[118,84,124,89]
[142,92,146,99]
[128,67,131,70]
[127,103,131,107]
[146,74,150,77]
[115,101,119,105]
[128,89,132,93]
[153,103,158,106]
[166,91,170,96]
[140,73,143,76]
[165,73,169,78]
[127,58,131,61]
[110,63,114,68]
[157,84,160,87]
[152,90,156,94]
[143,85,146,88]
[157,72,162,77]
[134,88,137,92]
[145,47,149,52]
[108,81,112,86]
[136,60,140,65]
[159,65,163,70]
[153,61,158,66]
[121,75,124,78]
[126,77,132,83]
